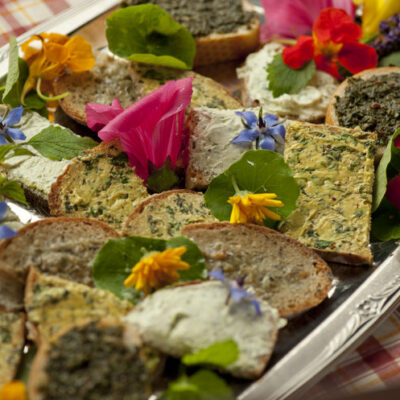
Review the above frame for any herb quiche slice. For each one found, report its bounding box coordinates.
[49,139,148,232]
[280,121,376,265]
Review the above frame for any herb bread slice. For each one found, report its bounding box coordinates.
[0,311,25,387]
[124,281,282,379]
[280,121,376,265]
[182,222,332,316]
[29,319,164,400]
[49,139,148,231]
[0,217,119,286]
[24,269,133,345]
[122,189,216,239]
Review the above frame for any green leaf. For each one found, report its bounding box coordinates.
[267,54,316,98]
[204,150,299,223]
[379,51,400,67]
[146,158,179,192]
[373,129,400,211]
[3,37,29,107]
[0,144,18,162]
[372,201,400,241]
[24,92,47,110]
[6,146,35,159]
[16,345,37,384]
[0,180,28,205]
[0,143,35,162]
[165,370,235,400]
[27,126,98,160]
[182,340,239,368]
[93,236,206,301]
[106,4,196,70]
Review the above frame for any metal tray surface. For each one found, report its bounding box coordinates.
[0,2,399,399]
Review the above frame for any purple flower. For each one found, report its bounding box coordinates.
[0,201,17,240]
[232,110,285,153]
[209,268,262,316]
[0,106,26,145]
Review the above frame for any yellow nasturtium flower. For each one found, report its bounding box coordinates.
[124,247,189,295]
[228,193,284,225]
[354,0,400,38]
[0,381,28,400]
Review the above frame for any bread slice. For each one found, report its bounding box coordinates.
[49,139,148,232]
[24,269,133,345]
[0,311,25,387]
[182,223,332,316]
[28,319,164,400]
[237,42,338,122]
[122,189,216,239]
[281,121,376,265]
[54,53,242,126]
[326,67,400,159]
[124,280,282,379]
[0,217,118,286]
[0,263,25,311]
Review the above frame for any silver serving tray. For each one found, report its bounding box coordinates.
[1,1,399,399]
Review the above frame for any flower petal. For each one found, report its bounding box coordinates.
[235,111,258,128]
[209,269,226,281]
[64,36,95,73]
[86,99,124,132]
[4,106,23,126]
[0,201,8,220]
[263,114,279,126]
[6,128,26,141]
[387,175,400,212]
[337,42,378,75]
[21,35,43,62]
[268,124,286,139]
[314,53,341,79]
[259,135,275,151]
[0,225,17,240]
[231,129,259,145]
[0,135,7,146]
[282,36,314,69]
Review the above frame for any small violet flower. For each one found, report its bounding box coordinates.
[0,106,26,145]
[209,269,261,316]
[232,110,285,154]
[0,201,17,240]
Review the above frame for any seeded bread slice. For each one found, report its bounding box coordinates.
[122,189,216,239]
[29,319,164,400]
[0,311,25,387]
[0,263,25,311]
[49,139,148,232]
[0,217,119,286]
[24,269,133,345]
[182,222,333,316]
[124,281,282,379]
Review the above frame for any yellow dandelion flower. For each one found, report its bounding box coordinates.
[124,246,190,294]
[228,193,284,225]
[0,381,27,400]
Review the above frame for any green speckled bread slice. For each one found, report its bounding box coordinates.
[0,311,25,387]
[182,222,333,316]
[49,139,148,231]
[122,189,216,239]
[29,319,164,400]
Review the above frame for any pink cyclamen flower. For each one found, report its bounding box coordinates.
[92,77,193,180]
[260,0,356,41]
[387,175,400,211]
[86,98,124,132]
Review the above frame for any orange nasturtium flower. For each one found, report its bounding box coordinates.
[124,247,190,295]
[0,381,28,400]
[228,193,284,225]
[20,32,95,103]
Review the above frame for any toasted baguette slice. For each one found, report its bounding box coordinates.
[29,319,164,400]
[54,53,242,125]
[124,281,282,379]
[281,121,376,265]
[49,139,148,232]
[0,217,118,286]
[0,263,25,311]
[0,311,25,387]
[326,67,400,159]
[24,269,133,345]
[122,189,216,239]
[182,223,332,316]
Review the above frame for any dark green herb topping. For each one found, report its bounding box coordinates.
[335,73,400,146]
[121,0,255,37]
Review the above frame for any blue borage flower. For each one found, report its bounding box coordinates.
[0,106,26,145]
[209,269,261,316]
[232,109,285,153]
[0,201,17,239]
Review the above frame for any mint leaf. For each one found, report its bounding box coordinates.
[267,54,316,98]
[27,126,98,160]
[165,370,235,400]
[106,4,195,69]
[182,340,239,368]
[0,179,28,205]
[0,144,34,162]
[204,150,299,223]
[379,51,400,67]
[3,37,29,107]
[146,158,179,192]
[93,236,206,301]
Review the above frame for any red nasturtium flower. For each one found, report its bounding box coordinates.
[282,8,378,79]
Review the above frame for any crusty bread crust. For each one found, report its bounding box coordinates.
[182,222,332,316]
[0,262,25,312]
